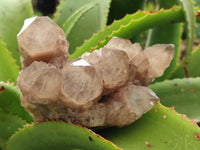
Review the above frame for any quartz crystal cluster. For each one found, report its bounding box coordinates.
[17,16,174,127]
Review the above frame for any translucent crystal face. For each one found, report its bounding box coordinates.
[17,16,69,66]
[143,44,175,78]
[82,47,130,91]
[17,61,61,104]
[60,59,103,109]
[17,17,174,128]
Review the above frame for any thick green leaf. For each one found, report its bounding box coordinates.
[62,3,96,39]
[0,37,19,84]
[146,0,182,82]
[196,23,200,38]
[54,0,111,28]
[150,77,200,122]
[107,0,146,24]
[180,0,196,65]
[169,46,200,78]
[197,9,200,22]
[6,122,120,150]
[0,82,33,123]
[108,0,147,43]
[54,0,111,54]
[69,6,185,59]
[195,0,200,38]
[0,0,33,67]
[99,103,200,150]
[70,6,200,59]
[0,111,27,149]
[194,0,200,6]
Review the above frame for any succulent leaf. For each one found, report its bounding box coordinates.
[169,46,200,78]
[0,111,27,149]
[194,0,200,38]
[145,0,182,82]
[0,38,19,84]
[107,0,146,24]
[150,77,200,122]
[0,82,33,123]
[62,3,96,39]
[6,122,121,150]
[196,23,200,38]
[99,103,200,150]
[197,10,200,22]
[69,6,186,59]
[0,0,33,67]
[53,0,111,54]
[194,0,200,6]
[181,0,196,66]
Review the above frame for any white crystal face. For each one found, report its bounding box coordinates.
[17,16,37,36]
[71,59,91,66]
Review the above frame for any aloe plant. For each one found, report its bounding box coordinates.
[0,0,200,149]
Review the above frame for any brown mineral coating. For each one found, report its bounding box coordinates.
[21,96,106,127]
[60,59,103,109]
[82,47,130,93]
[17,61,61,104]
[77,103,106,127]
[17,16,69,67]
